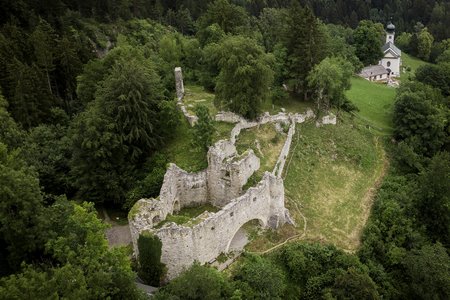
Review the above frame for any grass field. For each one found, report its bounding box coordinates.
[346,76,396,134]
[284,119,385,250]
[183,85,217,116]
[246,116,386,252]
[402,52,430,75]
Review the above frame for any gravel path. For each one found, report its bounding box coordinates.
[106,225,132,247]
[102,208,132,247]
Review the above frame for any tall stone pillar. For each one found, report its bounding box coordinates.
[174,67,184,101]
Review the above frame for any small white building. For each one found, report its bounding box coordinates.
[379,22,401,77]
[359,65,389,82]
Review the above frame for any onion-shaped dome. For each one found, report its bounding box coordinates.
[387,22,395,32]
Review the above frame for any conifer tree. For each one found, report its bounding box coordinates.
[284,3,328,99]
[30,19,57,96]
[193,105,215,150]
[215,35,273,119]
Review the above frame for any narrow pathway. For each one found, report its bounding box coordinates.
[103,208,132,247]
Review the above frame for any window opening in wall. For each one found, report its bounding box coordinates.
[152,215,161,224]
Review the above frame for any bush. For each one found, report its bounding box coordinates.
[137,232,165,286]
[154,263,232,300]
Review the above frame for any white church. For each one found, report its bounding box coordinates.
[360,22,402,82]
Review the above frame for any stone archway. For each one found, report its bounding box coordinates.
[226,219,266,253]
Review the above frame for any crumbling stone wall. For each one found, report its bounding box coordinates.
[207,141,260,207]
[143,172,287,279]
[174,67,184,101]
[130,69,337,280]
[273,121,296,178]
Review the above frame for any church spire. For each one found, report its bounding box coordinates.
[386,21,395,44]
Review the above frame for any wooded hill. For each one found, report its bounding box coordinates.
[0,0,449,299]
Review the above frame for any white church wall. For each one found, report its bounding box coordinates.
[380,57,400,77]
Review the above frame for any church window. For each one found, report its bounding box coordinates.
[387,61,391,67]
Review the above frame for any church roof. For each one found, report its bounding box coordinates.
[359,65,389,78]
[382,42,401,57]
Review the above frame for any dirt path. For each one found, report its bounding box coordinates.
[106,225,132,247]
[103,208,132,247]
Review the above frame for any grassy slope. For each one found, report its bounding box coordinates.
[246,118,385,252]
[247,79,394,252]
[162,85,235,173]
[402,52,430,74]
[283,119,385,251]
[184,85,217,115]
[162,116,208,172]
[346,77,396,134]
[165,83,391,252]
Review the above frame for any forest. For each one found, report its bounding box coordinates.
[0,0,449,299]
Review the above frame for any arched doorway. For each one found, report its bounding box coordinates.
[226,219,266,253]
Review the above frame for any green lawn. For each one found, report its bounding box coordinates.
[183,85,217,116]
[402,52,430,75]
[346,76,396,134]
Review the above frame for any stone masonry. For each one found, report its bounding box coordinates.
[128,67,335,280]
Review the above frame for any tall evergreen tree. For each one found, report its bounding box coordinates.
[71,53,166,204]
[283,3,328,99]
[29,19,57,96]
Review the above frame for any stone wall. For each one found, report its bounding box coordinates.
[174,67,184,101]
[154,172,286,279]
[207,143,260,207]
[215,111,245,123]
[273,121,296,178]
[159,164,208,209]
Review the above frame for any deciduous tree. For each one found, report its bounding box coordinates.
[215,36,273,119]
[353,20,384,66]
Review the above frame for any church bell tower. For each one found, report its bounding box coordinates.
[386,21,395,44]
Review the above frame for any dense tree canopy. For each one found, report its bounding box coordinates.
[215,35,274,119]
[0,0,449,298]
[353,20,384,66]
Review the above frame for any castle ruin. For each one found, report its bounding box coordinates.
[128,67,330,279]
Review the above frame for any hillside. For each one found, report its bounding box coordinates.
[346,77,396,134]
